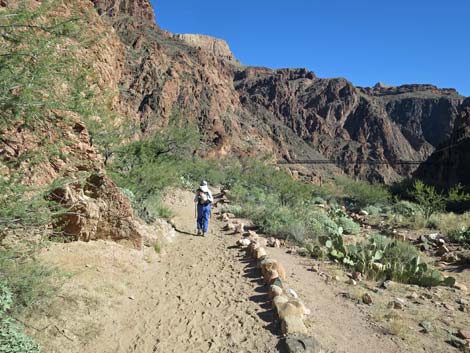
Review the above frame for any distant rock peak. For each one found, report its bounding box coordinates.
[174,33,235,61]
[374,82,394,89]
[359,82,461,97]
[92,0,157,26]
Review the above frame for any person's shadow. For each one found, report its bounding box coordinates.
[174,227,197,236]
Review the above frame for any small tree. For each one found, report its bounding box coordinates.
[410,180,445,219]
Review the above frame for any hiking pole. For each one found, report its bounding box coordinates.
[194,202,197,235]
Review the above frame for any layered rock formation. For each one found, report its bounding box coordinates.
[174,34,236,62]
[415,98,470,188]
[88,0,468,184]
[1,0,145,246]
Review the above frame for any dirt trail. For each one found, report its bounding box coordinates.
[84,190,280,353]
[36,190,416,353]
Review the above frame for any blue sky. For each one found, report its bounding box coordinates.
[151,0,469,96]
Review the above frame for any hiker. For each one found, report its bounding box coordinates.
[194,180,213,236]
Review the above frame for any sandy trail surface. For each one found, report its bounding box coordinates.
[87,190,281,353]
[35,190,418,353]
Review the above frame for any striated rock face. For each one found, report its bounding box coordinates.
[92,0,156,25]
[174,34,235,61]
[415,98,470,188]
[1,116,144,247]
[87,0,468,184]
[235,67,463,182]
[0,0,148,247]
[49,173,142,248]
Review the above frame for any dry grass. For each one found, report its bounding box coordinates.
[427,211,470,235]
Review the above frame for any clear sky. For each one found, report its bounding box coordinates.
[151,0,469,96]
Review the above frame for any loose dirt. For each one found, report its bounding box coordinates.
[31,189,466,353]
[33,190,279,353]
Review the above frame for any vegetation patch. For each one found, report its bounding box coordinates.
[0,246,60,353]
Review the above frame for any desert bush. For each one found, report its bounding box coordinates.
[364,205,382,215]
[448,227,470,245]
[410,180,445,219]
[337,217,361,235]
[334,176,391,207]
[304,210,339,238]
[0,282,41,353]
[446,184,470,212]
[1,305,41,353]
[426,212,470,241]
[220,204,244,217]
[0,248,58,315]
[392,201,422,217]
[0,245,60,353]
[312,196,326,205]
[253,206,299,240]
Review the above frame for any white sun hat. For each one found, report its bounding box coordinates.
[199,180,209,193]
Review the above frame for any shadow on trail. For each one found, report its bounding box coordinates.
[442,263,470,273]
[174,228,196,236]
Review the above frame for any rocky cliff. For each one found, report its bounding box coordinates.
[174,34,236,62]
[414,98,470,188]
[1,0,150,247]
[87,0,468,184]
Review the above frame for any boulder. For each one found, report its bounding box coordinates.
[362,293,372,305]
[223,222,235,231]
[264,269,279,285]
[236,238,251,247]
[261,259,286,280]
[457,329,470,340]
[255,247,267,259]
[281,316,308,335]
[454,283,469,292]
[273,295,289,311]
[268,285,283,299]
[235,223,245,233]
[284,335,323,353]
[277,299,309,320]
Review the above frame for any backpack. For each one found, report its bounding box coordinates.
[197,190,210,205]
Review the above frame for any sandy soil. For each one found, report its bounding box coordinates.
[29,189,468,353]
[32,190,280,353]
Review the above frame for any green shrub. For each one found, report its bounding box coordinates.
[335,176,391,207]
[312,196,326,205]
[364,205,382,215]
[0,251,52,353]
[410,180,445,219]
[254,206,299,240]
[392,201,422,217]
[448,228,470,245]
[306,210,339,237]
[426,211,470,237]
[220,204,244,217]
[0,249,57,315]
[338,217,361,235]
[0,283,40,353]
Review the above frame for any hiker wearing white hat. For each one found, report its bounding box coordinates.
[194,180,213,236]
